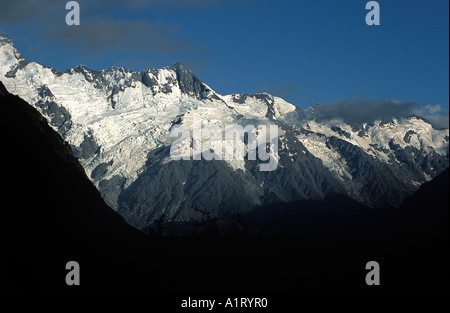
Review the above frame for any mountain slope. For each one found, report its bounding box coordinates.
[391,167,449,237]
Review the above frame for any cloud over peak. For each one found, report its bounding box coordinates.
[308,97,449,129]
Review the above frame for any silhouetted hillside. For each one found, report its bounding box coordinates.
[243,168,449,238]
[393,167,449,237]
[1,82,142,291]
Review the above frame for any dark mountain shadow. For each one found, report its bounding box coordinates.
[0,82,147,292]
[239,168,449,292]
[243,193,377,237]
[243,166,449,239]
[378,167,449,291]
[389,167,449,238]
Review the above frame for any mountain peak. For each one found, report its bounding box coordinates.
[0,32,13,45]
[165,62,214,99]
[168,62,189,72]
[0,33,28,79]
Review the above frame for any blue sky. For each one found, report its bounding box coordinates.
[0,0,448,115]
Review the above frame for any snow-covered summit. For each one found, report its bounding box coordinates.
[0,32,13,45]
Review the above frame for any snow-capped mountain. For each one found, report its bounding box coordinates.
[1,32,448,230]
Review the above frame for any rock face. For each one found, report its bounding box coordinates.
[1,32,449,231]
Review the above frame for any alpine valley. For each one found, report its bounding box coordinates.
[1,32,448,232]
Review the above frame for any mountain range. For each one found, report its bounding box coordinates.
[1,70,447,292]
[0,32,448,232]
